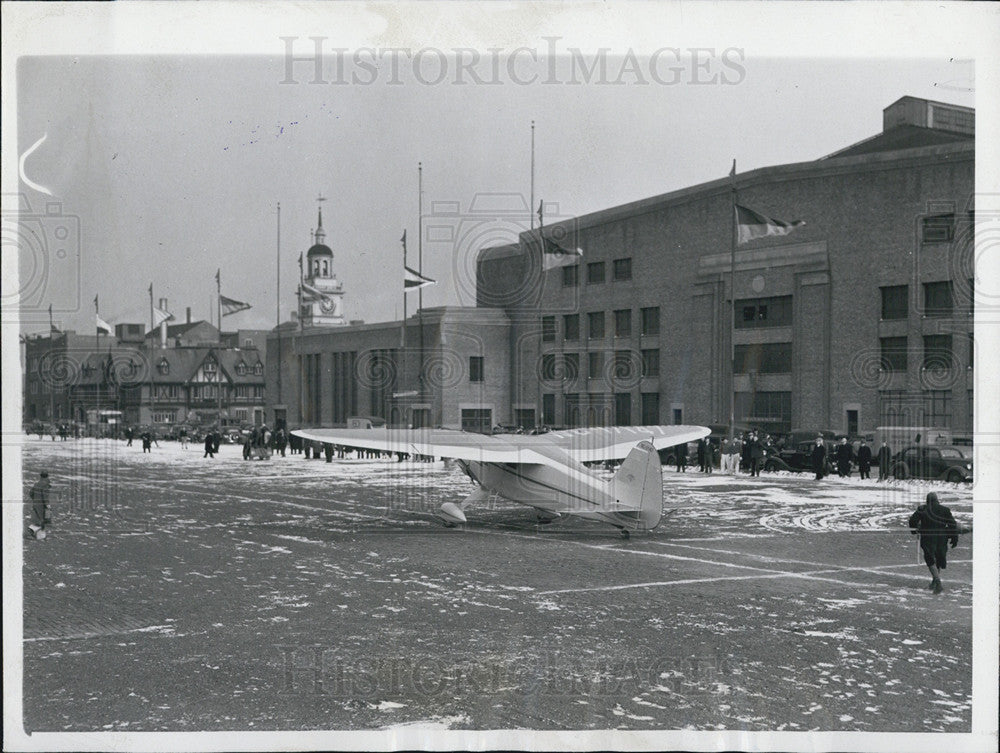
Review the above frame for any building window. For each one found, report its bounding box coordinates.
[586,261,606,285]
[588,351,604,379]
[923,281,954,317]
[733,342,792,374]
[234,408,249,421]
[253,385,264,399]
[640,307,660,336]
[542,394,555,426]
[243,338,255,348]
[562,265,579,288]
[614,309,632,338]
[564,393,581,427]
[564,352,580,381]
[641,392,660,425]
[641,348,660,377]
[236,361,247,376]
[880,337,908,372]
[151,411,174,424]
[469,356,484,383]
[588,311,605,340]
[923,334,953,371]
[923,390,952,426]
[460,408,492,434]
[203,359,216,374]
[158,358,170,375]
[614,393,631,426]
[563,314,580,341]
[612,258,632,282]
[254,362,263,376]
[734,391,792,433]
[541,316,556,342]
[515,408,535,430]
[541,353,557,381]
[879,390,915,426]
[735,295,792,329]
[922,214,955,243]
[880,285,909,320]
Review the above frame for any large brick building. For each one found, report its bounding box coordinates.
[267,95,974,437]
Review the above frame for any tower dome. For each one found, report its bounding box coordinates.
[307,205,333,258]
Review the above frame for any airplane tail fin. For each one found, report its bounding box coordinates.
[609,440,663,530]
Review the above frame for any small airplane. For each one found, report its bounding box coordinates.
[291,425,710,537]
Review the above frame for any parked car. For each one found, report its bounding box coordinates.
[890,445,973,483]
[764,440,835,476]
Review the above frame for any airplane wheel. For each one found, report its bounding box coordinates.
[620,529,630,540]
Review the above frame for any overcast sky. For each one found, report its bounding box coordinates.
[8,7,984,336]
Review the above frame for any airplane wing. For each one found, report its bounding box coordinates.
[291,427,559,467]
[291,424,709,465]
[537,425,711,462]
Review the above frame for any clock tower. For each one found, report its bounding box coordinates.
[300,196,347,327]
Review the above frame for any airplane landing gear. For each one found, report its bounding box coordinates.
[618,528,630,540]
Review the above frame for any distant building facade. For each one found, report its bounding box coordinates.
[266,95,974,436]
[23,311,267,430]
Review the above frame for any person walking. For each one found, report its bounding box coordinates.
[908,492,960,594]
[856,440,872,480]
[204,430,216,459]
[675,442,687,473]
[141,429,152,453]
[877,440,892,481]
[27,471,52,539]
[811,436,827,480]
[179,427,189,449]
[125,426,134,447]
[835,437,853,477]
[696,438,707,473]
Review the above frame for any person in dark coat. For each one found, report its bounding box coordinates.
[856,440,873,480]
[877,441,892,481]
[275,428,287,457]
[696,438,707,473]
[810,436,827,480]
[908,492,960,594]
[28,470,52,539]
[675,442,687,473]
[204,431,216,458]
[125,426,134,447]
[243,431,253,460]
[324,443,334,463]
[141,430,152,453]
[740,433,751,474]
[835,438,853,477]
[748,432,764,477]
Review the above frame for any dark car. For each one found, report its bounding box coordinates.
[890,445,973,483]
[764,440,835,475]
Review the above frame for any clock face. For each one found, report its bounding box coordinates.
[320,298,335,313]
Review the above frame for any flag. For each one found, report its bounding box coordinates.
[541,235,583,271]
[94,294,99,311]
[96,313,113,335]
[220,295,251,317]
[400,230,407,249]
[48,303,61,334]
[301,281,332,302]
[735,204,805,245]
[152,306,174,328]
[404,266,436,292]
[537,200,544,228]
[215,269,221,286]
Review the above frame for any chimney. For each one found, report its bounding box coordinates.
[186,307,191,324]
[159,298,168,348]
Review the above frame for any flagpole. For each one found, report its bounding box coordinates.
[401,230,407,349]
[530,121,536,231]
[216,269,222,421]
[149,282,155,427]
[95,294,101,427]
[729,160,737,442]
[276,202,282,412]
[417,162,424,398]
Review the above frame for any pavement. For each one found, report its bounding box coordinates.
[17,437,974,732]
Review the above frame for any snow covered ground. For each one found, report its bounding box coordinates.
[18,436,974,732]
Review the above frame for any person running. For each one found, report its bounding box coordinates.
[908,492,960,594]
